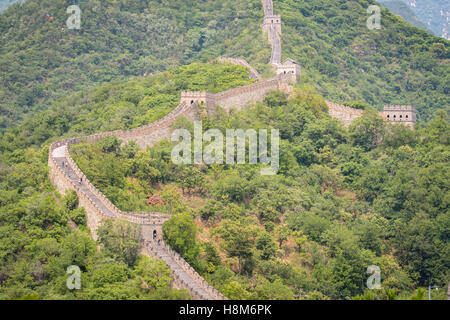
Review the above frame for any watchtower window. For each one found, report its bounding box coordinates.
[406,115,409,118]
[191,100,194,104]
[400,115,403,118]
[272,20,274,23]
[387,115,390,118]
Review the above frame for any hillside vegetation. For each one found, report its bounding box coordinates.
[0,0,449,128]
[0,0,21,13]
[0,63,253,300]
[69,80,450,300]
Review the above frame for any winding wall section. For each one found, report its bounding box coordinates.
[49,100,225,300]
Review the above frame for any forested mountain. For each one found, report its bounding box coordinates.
[0,0,449,128]
[378,0,430,32]
[1,62,448,300]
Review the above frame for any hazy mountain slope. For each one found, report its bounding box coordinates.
[0,0,448,128]
[378,0,430,32]
[392,0,449,40]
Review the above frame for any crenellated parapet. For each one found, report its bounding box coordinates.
[261,0,274,16]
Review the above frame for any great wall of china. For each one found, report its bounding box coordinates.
[48,0,416,301]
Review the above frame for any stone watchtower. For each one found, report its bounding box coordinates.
[381,105,416,128]
[262,15,282,40]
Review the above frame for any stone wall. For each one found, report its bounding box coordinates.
[214,75,289,112]
[380,105,416,128]
[261,0,274,16]
[216,57,262,81]
[326,101,417,128]
[49,136,226,298]
[143,241,225,300]
[326,101,365,127]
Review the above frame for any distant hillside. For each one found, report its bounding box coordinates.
[381,0,450,40]
[0,0,448,128]
[378,0,430,32]
[0,0,22,13]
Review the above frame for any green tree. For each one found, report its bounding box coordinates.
[97,220,142,266]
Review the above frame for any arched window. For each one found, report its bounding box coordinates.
[406,115,409,118]
[191,100,194,104]
[387,115,390,118]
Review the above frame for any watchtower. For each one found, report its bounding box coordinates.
[180,91,216,115]
[381,105,416,128]
[276,58,301,82]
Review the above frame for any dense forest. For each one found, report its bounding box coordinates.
[0,0,448,128]
[0,61,447,299]
[69,81,449,300]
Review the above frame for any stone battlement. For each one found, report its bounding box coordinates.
[48,109,225,299]
[262,15,282,29]
[47,0,416,302]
